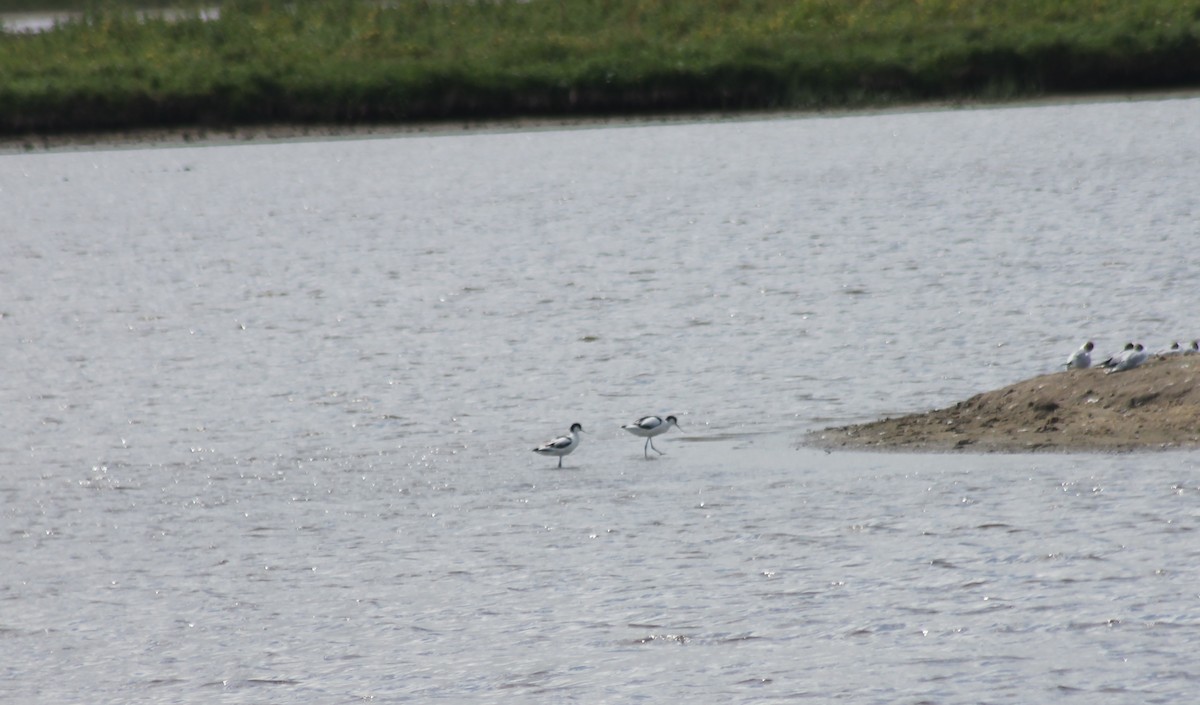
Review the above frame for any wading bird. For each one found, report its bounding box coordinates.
[533,423,584,468]
[622,415,682,459]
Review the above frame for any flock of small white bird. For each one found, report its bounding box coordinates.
[532,415,682,468]
[1065,339,1199,372]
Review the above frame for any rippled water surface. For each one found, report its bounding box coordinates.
[4,97,1200,704]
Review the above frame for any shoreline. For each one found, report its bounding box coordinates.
[809,356,1200,454]
[4,89,1198,154]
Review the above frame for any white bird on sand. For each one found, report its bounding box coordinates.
[622,415,682,459]
[1097,342,1135,369]
[533,423,584,468]
[1158,341,1184,356]
[1109,344,1147,373]
[1065,341,1094,369]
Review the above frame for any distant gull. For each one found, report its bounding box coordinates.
[1065,341,1094,369]
[1109,344,1147,373]
[533,423,584,468]
[1097,342,1135,369]
[1159,340,1198,355]
[622,415,682,459]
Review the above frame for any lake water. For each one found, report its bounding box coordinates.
[3,97,1199,704]
[0,8,221,34]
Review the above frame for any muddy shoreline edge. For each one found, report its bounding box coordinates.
[4,90,1198,154]
[809,356,1200,454]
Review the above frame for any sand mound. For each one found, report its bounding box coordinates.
[811,356,1200,452]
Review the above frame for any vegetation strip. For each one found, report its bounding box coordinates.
[2,0,1199,134]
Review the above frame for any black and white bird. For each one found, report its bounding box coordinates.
[621,415,682,459]
[533,423,584,468]
[1158,340,1198,355]
[1097,342,1135,369]
[1109,343,1147,373]
[1065,341,1094,369]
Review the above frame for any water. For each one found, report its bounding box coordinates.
[0,8,221,34]
[3,97,1199,704]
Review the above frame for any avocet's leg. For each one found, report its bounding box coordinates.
[649,438,664,455]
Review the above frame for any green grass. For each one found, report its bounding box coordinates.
[2,0,1199,134]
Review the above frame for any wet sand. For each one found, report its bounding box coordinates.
[811,355,1200,453]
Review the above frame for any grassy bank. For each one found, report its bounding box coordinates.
[2,0,1199,135]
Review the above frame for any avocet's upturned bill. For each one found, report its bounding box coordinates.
[1065,341,1094,369]
[533,423,584,468]
[1109,343,1147,373]
[622,415,682,459]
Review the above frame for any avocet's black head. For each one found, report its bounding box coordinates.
[570,423,584,433]
[1084,341,1094,351]
[1124,342,1135,350]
